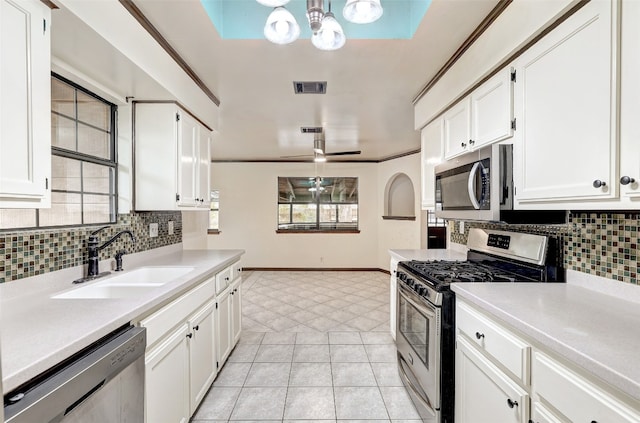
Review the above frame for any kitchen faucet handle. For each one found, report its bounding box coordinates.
[114,250,126,272]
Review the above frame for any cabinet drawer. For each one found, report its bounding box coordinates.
[141,277,215,347]
[457,301,530,384]
[230,260,242,281]
[533,352,640,423]
[216,267,232,294]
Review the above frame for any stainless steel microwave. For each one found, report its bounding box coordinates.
[435,144,513,221]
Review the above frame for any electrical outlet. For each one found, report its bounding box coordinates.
[168,220,174,235]
[149,223,159,238]
[459,221,465,234]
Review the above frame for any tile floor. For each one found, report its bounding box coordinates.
[192,271,421,423]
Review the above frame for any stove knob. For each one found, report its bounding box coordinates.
[417,286,427,296]
[407,278,415,288]
[398,272,406,282]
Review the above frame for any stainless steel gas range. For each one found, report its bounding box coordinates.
[395,228,564,423]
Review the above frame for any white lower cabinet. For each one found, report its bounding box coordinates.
[188,301,216,415]
[145,324,190,423]
[456,336,530,423]
[215,288,232,367]
[389,257,398,340]
[231,279,242,345]
[531,402,564,423]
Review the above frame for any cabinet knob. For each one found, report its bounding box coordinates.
[225,277,230,281]
[469,139,475,145]
[620,176,636,185]
[194,325,199,331]
[593,180,606,188]
[506,398,518,409]
[475,332,485,340]
[461,142,467,148]
[186,333,193,339]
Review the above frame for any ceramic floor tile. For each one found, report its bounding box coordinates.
[289,362,333,387]
[288,309,321,323]
[229,387,287,420]
[370,363,403,387]
[295,332,329,344]
[330,344,369,362]
[329,331,363,345]
[360,331,394,345]
[293,344,330,362]
[213,362,252,387]
[284,387,336,420]
[332,362,377,387]
[365,344,397,362]
[192,387,241,420]
[348,316,383,331]
[334,387,389,420]
[306,316,342,332]
[254,344,295,362]
[238,331,265,345]
[244,362,292,386]
[227,344,260,363]
[379,387,421,419]
[266,315,299,331]
[262,332,297,344]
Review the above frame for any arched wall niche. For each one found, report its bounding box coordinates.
[383,172,416,220]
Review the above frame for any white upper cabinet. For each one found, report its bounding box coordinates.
[443,67,514,160]
[0,0,51,208]
[134,102,211,211]
[471,67,514,150]
[420,118,443,209]
[513,0,618,204]
[443,97,471,159]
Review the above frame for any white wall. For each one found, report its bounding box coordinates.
[199,156,421,270]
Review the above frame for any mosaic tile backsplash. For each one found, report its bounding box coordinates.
[449,212,639,285]
[0,211,182,283]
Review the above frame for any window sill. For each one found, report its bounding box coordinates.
[276,229,361,234]
[382,216,416,221]
[207,229,221,235]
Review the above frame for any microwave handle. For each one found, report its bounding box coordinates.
[467,162,481,210]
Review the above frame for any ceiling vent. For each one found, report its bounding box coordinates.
[293,81,327,94]
[300,126,323,134]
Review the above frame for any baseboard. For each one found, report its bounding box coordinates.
[244,267,390,275]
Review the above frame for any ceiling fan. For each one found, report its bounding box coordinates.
[281,133,361,162]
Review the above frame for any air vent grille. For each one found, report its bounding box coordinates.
[293,81,327,94]
[300,127,323,134]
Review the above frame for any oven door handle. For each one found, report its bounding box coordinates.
[398,354,437,415]
[398,285,437,319]
[467,161,481,210]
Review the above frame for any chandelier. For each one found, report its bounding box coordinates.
[257,0,383,51]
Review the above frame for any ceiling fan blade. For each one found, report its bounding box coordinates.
[280,154,314,158]
[325,150,362,156]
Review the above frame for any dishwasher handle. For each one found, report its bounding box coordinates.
[4,326,146,423]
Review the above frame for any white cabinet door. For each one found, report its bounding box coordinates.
[196,125,211,208]
[443,97,471,159]
[145,324,190,423]
[188,301,216,415]
[531,402,565,423]
[0,0,50,208]
[216,289,232,368]
[389,257,398,340]
[471,67,514,149]
[456,336,530,423]
[177,111,198,207]
[231,279,242,345]
[513,0,618,203]
[420,119,443,209]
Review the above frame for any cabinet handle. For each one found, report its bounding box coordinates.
[231,291,234,296]
[620,176,636,185]
[194,325,199,331]
[186,333,193,339]
[461,141,467,148]
[469,139,475,145]
[506,398,518,408]
[475,332,485,340]
[592,180,606,188]
[225,276,230,281]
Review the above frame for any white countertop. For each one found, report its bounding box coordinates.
[452,281,640,403]
[389,248,467,262]
[0,247,244,393]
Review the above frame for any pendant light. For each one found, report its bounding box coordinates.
[264,6,300,45]
[256,0,290,6]
[343,0,383,24]
[312,1,346,51]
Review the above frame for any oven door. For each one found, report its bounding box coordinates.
[396,283,441,419]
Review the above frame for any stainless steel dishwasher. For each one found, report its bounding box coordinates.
[4,325,146,423]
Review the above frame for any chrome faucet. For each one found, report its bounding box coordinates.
[82,226,136,281]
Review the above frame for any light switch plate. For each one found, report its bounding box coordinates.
[459,221,465,234]
[168,220,174,235]
[149,223,159,238]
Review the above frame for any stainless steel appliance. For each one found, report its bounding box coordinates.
[396,228,564,423]
[4,325,146,423]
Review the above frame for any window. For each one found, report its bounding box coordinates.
[0,74,117,230]
[277,177,359,232]
[208,190,219,233]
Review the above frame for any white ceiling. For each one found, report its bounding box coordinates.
[68,0,501,161]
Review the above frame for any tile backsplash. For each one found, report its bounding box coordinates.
[0,211,181,283]
[449,212,639,285]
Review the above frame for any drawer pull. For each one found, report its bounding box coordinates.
[475,332,485,340]
[506,398,518,409]
[194,325,199,331]
[186,333,193,339]
[225,276,230,281]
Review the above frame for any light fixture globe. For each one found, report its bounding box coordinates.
[264,7,300,45]
[343,0,383,24]
[312,12,346,51]
[256,0,290,6]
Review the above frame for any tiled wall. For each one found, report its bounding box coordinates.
[0,211,182,283]
[450,212,640,285]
